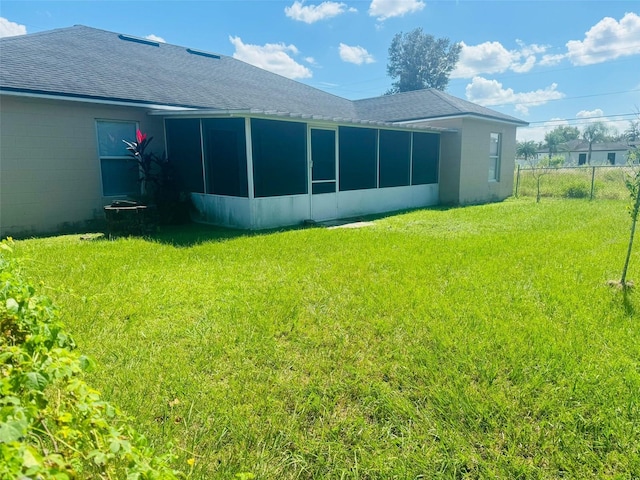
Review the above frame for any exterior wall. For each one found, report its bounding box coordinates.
[562,149,629,166]
[457,118,516,204]
[417,117,518,204]
[0,95,164,236]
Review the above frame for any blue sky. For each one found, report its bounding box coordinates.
[2,0,639,142]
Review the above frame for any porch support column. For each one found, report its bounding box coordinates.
[244,117,256,228]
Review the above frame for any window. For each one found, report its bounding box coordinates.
[339,126,377,191]
[578,153,587,165]
[251,119,307,197]
[379,130,411,188]
[489,133,501,181]
[96,120,139,196]
[412,132,439,185]
[203,118,248,197]
[607,152,616,165]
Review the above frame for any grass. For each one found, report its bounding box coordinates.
[516,165,630,200]
[11,198,640,478]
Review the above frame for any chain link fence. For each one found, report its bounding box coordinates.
[514,165,632,200]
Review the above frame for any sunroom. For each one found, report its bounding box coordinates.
[160,112,446,229]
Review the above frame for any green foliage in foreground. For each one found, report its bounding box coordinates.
[0,240,182,480]
[11,199,640,479]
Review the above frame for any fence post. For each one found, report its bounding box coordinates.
[515,164,520,197]
[590,166,596,200]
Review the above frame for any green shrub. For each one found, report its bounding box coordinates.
[563,182,590,198]
[0,239,183,480]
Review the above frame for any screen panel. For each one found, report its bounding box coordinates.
[379,129,411,188]
[412,132,439,185]
[165,118,205,194]
[339,126,377,191]
[251,119,307,197]
[203,118,248,197]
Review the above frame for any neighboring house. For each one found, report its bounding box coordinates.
[0,26,527,236]
[534,140,630,166]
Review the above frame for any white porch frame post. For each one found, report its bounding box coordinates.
[307,125,313,219]
[245,117,256,228]
[199,119,207,193]
[409,132,414,186]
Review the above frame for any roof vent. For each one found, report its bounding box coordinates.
[118,34,160,47]
[186,48,220,59]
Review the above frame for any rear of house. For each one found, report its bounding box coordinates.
[0,26,527,237]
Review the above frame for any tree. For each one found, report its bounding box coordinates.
[544,130,563,158]
[616,144,640,288]
[516,140,537,164]
[624,119,640,143]
[582,121,609,164]
[526,155,564,203]
[543,125,579,157]
[386,28,461,94]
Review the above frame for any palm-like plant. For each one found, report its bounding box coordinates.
[582,122,608,165]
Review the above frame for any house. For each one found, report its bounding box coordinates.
[0,26,527,236]
[557,140,631,166]
[533,140,631,166]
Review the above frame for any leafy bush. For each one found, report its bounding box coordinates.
[563,182,590,198]
[0,239,183,479]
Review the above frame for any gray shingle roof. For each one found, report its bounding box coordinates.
[354,89,528,125]
[0,25,526,126]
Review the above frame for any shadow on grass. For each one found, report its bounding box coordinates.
[12,204,470,248]
[622,288,635,317]
[145,205,471,247]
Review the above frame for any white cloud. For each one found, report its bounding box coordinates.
[304,56,318,65]
[145,34,166,43]
[516,108,631,143]
[0,17,26,38]
[285,1,356,23]
[229,36,312,79]
[566,12,640,65]
[339,43,375,65]
[576,108,628,135]
[539,53,566,66]
[368,0,425,21]
[465,76,565,115]
[576,108,604,119]
[517,118,568,143]
[452,40,548,78]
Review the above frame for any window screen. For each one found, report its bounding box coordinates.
[379,130,411,188]
[251,119,307,197]
[339,126,377,191]
[203,118,248,197]
[165,119,204,193]
[412,132,439,185]
[96,120,139,196]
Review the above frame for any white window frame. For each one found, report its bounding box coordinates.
[96,120,139,196]
[489,132,501,182]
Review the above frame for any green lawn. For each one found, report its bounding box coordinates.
[12,198,640,478]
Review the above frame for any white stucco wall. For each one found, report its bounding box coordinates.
[0,95,164,236]
[562,149,629,166]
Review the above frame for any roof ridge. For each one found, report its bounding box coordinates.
[428,89,464,113]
